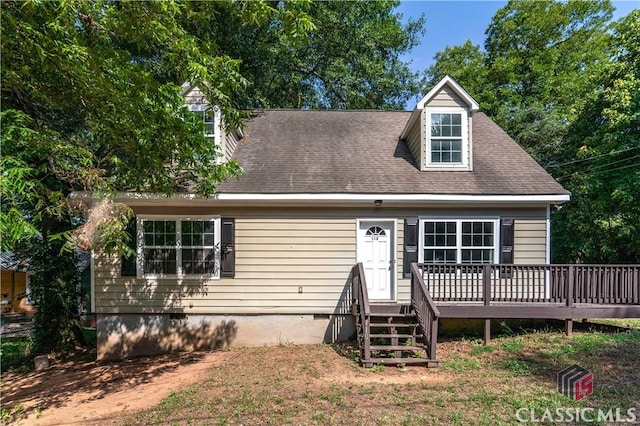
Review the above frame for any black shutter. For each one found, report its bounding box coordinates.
[500,218,514,264]
[404,217,419,278]
[121,217,137,276]
[221,217,235,278]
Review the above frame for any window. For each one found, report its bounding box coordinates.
[420,219,498,264]
[138,217,220,278]
[425,108,469,169]
[366,226,386,236]
[194,108,216,143]
[430,113,462,163]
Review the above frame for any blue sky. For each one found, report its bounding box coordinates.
[396,0,639,106]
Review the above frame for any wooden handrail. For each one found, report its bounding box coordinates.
[352,262,370,317]
[351,263,371,363]
[411,263,441,317]
[410,262,440,361]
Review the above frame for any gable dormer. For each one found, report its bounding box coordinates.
[181,82,243,162]
[401,75,479,172]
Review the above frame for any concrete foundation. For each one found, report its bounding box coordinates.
[97,313,356,360]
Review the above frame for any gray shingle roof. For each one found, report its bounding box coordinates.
[217,110,568,196]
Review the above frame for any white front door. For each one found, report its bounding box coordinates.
[357,220,395,301]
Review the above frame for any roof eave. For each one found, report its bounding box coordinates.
[73,191,571,207]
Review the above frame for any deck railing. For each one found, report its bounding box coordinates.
[417,263,640,305]
[351,263,371,362]
[410,263,440,361]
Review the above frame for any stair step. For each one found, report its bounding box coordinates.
[370,312,413,318]
[369,322,419,328]
[365,357,438,366]
[369,333,415,339]
[370,345,424,351]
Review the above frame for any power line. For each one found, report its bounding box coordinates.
[557,162,640,181]
[581,154,640,172]
[545,146,640,168]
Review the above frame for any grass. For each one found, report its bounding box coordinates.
[112,326,640,426]
[0,337,33,373]
[0,327,97,374]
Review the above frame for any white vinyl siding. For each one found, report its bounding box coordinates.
[225,130,242,160]
[93,209,549,314]
[404,116,422,168]
[427,87,469,108]
[95,217,356,315]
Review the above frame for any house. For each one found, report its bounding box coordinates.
[91,76,573,361]
[0,252,32,315]
[0,251,93,317]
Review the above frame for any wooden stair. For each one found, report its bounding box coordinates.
[357,304,438,368]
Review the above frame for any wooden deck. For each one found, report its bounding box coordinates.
[352,262,640,367]
[418,263,640,319]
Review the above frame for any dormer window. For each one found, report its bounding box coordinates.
[187,103,222,159]
[424,107,469,170]
[400,76,478,172]
[194,108,216,143]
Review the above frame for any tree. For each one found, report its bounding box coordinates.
[0,0,312,352]
[484,0,613,122]
[181,0,425,109]
[1,0,424,352]
[424,0,638,263]
[423,41,491,110]
[552,11,640,263]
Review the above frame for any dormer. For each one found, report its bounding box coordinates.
[181,82,243,162]
[401,75,479,172]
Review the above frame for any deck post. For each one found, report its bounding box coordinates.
[483,265,492,306]
[483,319,491,345]
[566,266,574,307]
[565,319,573,337]
[430,318,438,361]
[482,266,492,345]
[565,266,574,337]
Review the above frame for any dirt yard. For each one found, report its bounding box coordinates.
[1,350,227,425]
[2,328,639,425]
[2,345,448,425]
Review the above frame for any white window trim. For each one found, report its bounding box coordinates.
[418,217,500,264]
[424,107,469,170]
[137,215,221,280]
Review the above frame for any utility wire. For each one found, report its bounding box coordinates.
[579,154,640,172]
[545,146,640,168]
[557,162,640,181]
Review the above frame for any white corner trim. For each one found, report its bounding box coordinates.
[417,75,480,111]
